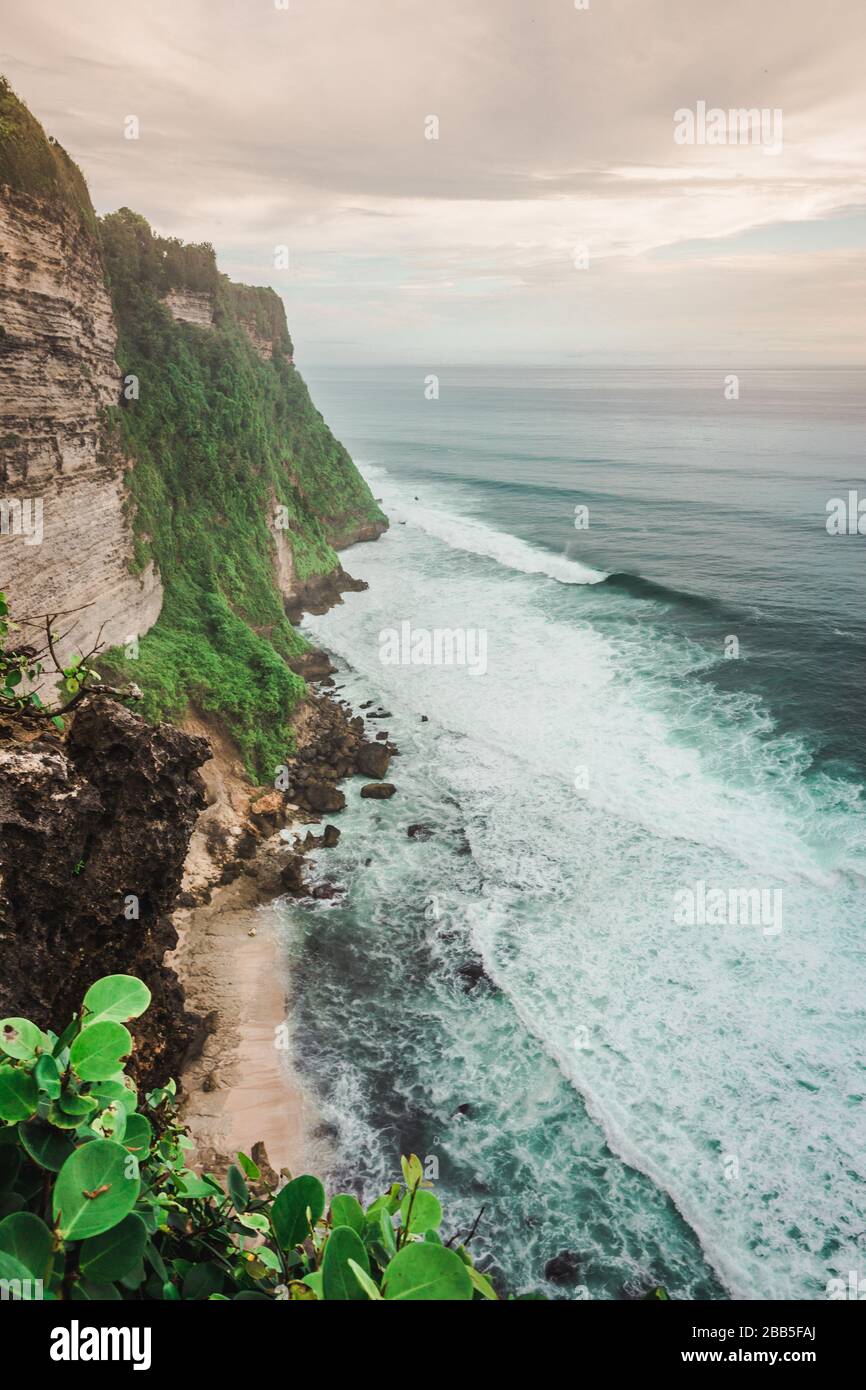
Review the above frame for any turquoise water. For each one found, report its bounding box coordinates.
[283,366,866,1300]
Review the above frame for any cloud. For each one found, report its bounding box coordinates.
[2,0,864,360]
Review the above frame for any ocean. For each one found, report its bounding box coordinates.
[282,364,865,1300]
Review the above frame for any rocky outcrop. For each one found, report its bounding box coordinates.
[0,696,208,1088]
[160,288,215,329]
[283,691,397,817]
[0,185,162,661]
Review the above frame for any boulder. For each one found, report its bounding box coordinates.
[360,783,397,800]
[250,790,284,818]
[407,823,435,840]
[356,741,391,779]
[544,1251,582,1287]
[304,782,346,814]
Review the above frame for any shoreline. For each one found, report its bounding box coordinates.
[172,870,330,1179]
[171,633,396,1180]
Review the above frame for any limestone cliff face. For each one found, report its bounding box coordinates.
[0,184,162,659]
[160,287,215,330]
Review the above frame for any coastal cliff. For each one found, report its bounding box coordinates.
[0,78,388,1140]
[0,81,162,662]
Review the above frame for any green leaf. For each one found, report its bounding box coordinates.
[0,1065,38,1123]
[400,1188,442,1235]
[330,1193,365,1233]
[183,1261,223,1300]
[400,1153,424,1189]
[71,1279,122,1301]
[122,1113,152,1160]
[33,1054,61,1099]
[236,1150,260,1181]
[78,1212,147,1283]
[53,1139,140,1240]
[57,1089,98,1118]
[0,1212,54,1283]
[0,1248,37,1290]
[349,1258,383,1300]
[301,1271,323,1298]
[90,1078,138,1115]
[226,1163,249,1213]
[382,1243,473,1301]
[271,1175,325,1250]
[237,1212,269,1233]
[322,1225,370,1301]
[90,1102,127,1143]
[69,1021,132,1081]
[0,1018,47,1061]
[17,1120,74,1173]
[256,1247,283,1273]
[175,1170,223,1200]
[81,976,151,1028]
[468,1264,499,1300]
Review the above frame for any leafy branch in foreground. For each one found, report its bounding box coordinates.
[0,590,138,731]
[0,975,504,1301]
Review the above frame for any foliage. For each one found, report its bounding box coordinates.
[95,208,384,779]
[0,76,96,234]
[0,590,104,732]
[0,977,502,1301]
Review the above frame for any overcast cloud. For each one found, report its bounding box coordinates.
[2,0,864,362]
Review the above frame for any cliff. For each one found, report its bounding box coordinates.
[0,79,162,663]
[0,78,386,782]
[0,79,389,1120]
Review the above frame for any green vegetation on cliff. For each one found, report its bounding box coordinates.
[0,77,96,234]
[97,208,384,778]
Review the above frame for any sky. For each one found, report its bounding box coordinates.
[2,0,865,364]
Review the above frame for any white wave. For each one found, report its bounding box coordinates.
[300,508,866,1300]
[361,465,606,586]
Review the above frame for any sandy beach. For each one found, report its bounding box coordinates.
[172,871,330,1180]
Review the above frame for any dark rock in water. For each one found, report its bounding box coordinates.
[420,715,429,722]
[407,823,435,840]
[311,882,341,900]
[279,856,307,895]
[360,782,397,800]
[304,781,346,814]
[322,824,341,848]
[356,741,391,779]
[360,700,374,709]
[452,1102,473,1118]
[376,731,389,741]
[544,1251,582,1286]
[456,960,494,992]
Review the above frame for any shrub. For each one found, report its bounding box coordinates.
[0,976,500,1301]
